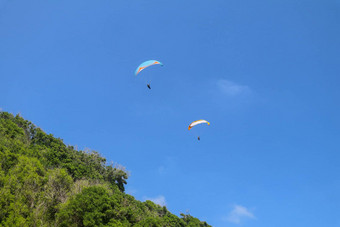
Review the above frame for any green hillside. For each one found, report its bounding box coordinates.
[0,112,210,227]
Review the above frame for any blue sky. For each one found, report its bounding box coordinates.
[1,0,340,226]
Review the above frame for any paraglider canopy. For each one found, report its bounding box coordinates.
[188,120,210,130]
[135,60,163,75]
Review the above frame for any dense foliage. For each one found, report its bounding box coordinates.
[0,112,210,227]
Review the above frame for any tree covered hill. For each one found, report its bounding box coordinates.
[0,112,211,227]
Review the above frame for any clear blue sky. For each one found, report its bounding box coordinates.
[1,0,340,226]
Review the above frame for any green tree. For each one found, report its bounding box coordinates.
[43,168,73,222]
[57,186,119,227]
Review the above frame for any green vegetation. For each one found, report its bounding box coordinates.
[0,111,210,226]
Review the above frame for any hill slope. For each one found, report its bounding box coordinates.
[0,112,210,227]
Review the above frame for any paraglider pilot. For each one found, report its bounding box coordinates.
[147,84,151,89]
